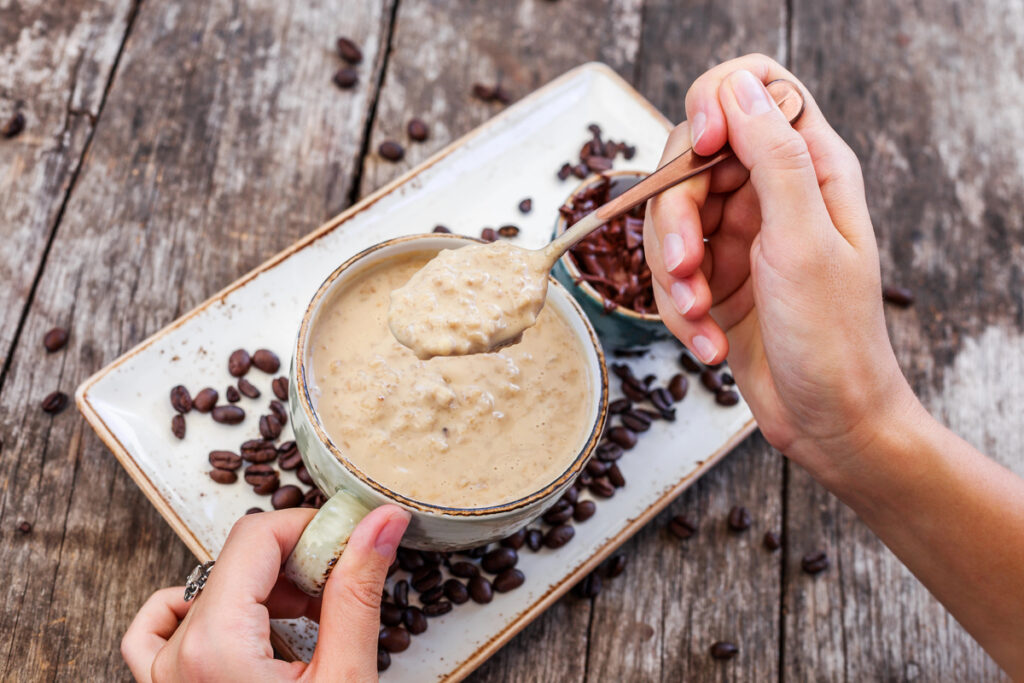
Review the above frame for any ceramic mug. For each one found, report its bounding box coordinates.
[282,234,609,596]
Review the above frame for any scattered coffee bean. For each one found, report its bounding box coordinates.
[171,414,186,439]
[237,377,260,399]
[397,547,424,572]
[596,441,624,462]
[301,487,326,508]
[727,506,752,531]
[668,374,689,401]
[407,118,429,141]
[621,380,649,402]
[443,579,470,604]
[240,439,276,463]
[607,426,637,449]
[209,450,242,470]
[468,576,494,603]
[607,463,625,488]
[575,571,602,598]
[422,601,453,617]
[193,388,218,412]
[228,349,251,377]
[209,469,237,484]
[642,374,657,388]
[668,514,696,540]
[481,548,518,574]
[245,507,263,514]
[379,626,411,653]
[541,500,571,526]
[472,82,495,100]
[621,410,652,432]
[716,389,740,406]
[252,474,279,495]
[2,111,26,138]
[432,225,451,233]
[271,484,302,509]
[710,641,739,660]
[377,648,390,672]
[403,606,428,634]
[589,477,615,498]
[604,554,627,578]
[449,561,479,579]
[296,465,313,485]
[259,414,282,440]
[573,500,596,522]
[679,351,702,373]
[480,227,497,242]
[211,405,245,424]
[225,386,241,403]
[252,349,280,373]
[492,85,512,104]
[801,550,829,574]
[41,391,68,414]
[379,601,403,627]
[571,163,587,179]
[268,400,287,425]
[379,140,405,161]
[278,442,301,469]
[525,528,543,552]
[271,377,288,401]
[497,224,520,238]
[420,585,444,604]
[650,387,674,413]
[43,327,69,352]
[882,284,914,307]
[243,463,276,486]
[585,459,609,477]
[169,386,192,414]
[763,531,782,551]
[501,529,526,550]
[518,198,532,213]
[419,550,443,566]
[333,67,358,89]
[393,580,410,608]
[721,372,734,385]
[700,369,723,393]
[336,37,362,63]
[543,524,575,549]
[411,567,442,592]
[557,162,573,180]
[608,398,632,414]
[561,485,579,505]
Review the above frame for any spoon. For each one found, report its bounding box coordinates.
[389,80,806,359]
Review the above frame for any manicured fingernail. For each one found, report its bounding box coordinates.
[670,280,696,315]
[690,110,707,149]
[662,233,685,272]
[374,510,410,558]
[692,335,717,363]
[730,70,773,116]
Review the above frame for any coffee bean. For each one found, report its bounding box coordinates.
[259,414,282,440]
[268,400,287,426]
[481,547,518,574]
[243,463,276,486]
[597,441,624,462]
[302,487,326,508]
[585,459,609,477]
[245,507,263,514]
[501,529,526,550]
[589,477,615,498]
[377,648,390,672]
[41,391,68,414]
[642,373,657,387]
[883,284,914,307]
[193,388,218,412]
[607,463,625,488]
[608,398,632,414]
[211,405,244,424]
[668,515,696,540]
[472,82,495,100]
[378,601,403,627]
[252,349,280,373]
[543,499,574,525]
[621,380,648,402]
[419,550,443,566]
[422,601,452,617]
[271,377,288,401]
[443,578,469,604]
[497,224,520,238]
[296,465,313,485]
[763,531,782,551]
[407,118,429,141]
[700,369,723,393]
[573,500,596,522]
[209,450,242,470]
[557,163,573,180]
[493,568,525,593]
[43,327,69,352]
[493,85,512,104]
[450,561,479,579]
[710,641,739,660]
[393,580,410,608]
[240,439,276,463]
[525,528,543,552]
[607,426,637,449]
[679,351,702,373]
[209,469,237,484]
[604,554,627,578]
[225,386,240,403]
[2,111,26,138]
[727,506,752,531]
[397,547,424,572]
[403,606,428,634]
[468,576,493,603]
[518,198,532,213]
[575,572,602,598]
[379,140,405,161]
[271,484,302,509]
[571,163,588,179]
[480,227,497,242]
[650,387,674,413]
[238,377,260,399]
[578,471,593,487]
[419,585,444,604]
[668,374,688,401]
[716,389,740,406]
[621,410,651,432]
[333,67,358,89]
[336,36,362,63]
[278,442,301,469]
[228,349,250,377]
[432,225,451,233]
[561,485,579,505]
[253,475,279,495]
[721,372,734,385]
[411,567,441,592]
[171,414,186,439]
[801,550,829,574]
[378,626,410,653]
[543,524,575,549]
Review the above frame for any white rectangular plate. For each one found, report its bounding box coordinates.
[77,63,755,682]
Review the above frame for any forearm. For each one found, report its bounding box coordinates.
[803,399,1024,678]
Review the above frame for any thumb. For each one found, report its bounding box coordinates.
[308,505,410,681]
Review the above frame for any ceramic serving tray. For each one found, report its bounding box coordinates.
[77,62,755,681]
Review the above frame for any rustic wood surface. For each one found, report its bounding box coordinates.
[1,0,1020,680]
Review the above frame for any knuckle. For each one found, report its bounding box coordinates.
[177,627,212,677]
[337,571,384,613]
[763,132,813,171]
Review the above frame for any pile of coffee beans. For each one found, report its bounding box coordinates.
[677,348,740,407]
[556,123,635,181]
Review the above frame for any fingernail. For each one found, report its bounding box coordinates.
[374,510,410,558]
[692,335,717,363]
[670,280,696,315]
[690,110,707,149]
[662,233,685,272]
[730,70,773,116]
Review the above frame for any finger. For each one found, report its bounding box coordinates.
[121,587,192,683]
[310,505,410,681]
[708,156,750,195]
[704,181,760,301]
[652,278,729,364]
[644,208,713,321]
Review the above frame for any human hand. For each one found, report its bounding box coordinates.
[121,505,410,682]
[644,54,919,476]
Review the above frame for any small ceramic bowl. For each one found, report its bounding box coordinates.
[283,234,609,595]
[552,170,672,349]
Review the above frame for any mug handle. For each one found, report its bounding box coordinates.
[284,490,371,596]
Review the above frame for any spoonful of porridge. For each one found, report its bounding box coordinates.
[389,80,805,359]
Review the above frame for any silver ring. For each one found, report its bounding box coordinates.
[184,560,215,602]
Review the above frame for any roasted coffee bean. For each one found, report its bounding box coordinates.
[610,363,634,380]
[589,477,615,498]
[607,426,637,449]
[302,487,326,508]
[578,471,593,487]
[650,387,674,413]
[240,439,277,463]
[607,463,625,488]
[497,224,520,238]
[278,442,302,469]
[253,475,279,495]
[420,550,443,566]
[43,327,69,352]
[700,369,723,393]
[664,375,688,403]
[211,405,245,424]
[243,463,276,485]
[596,441,624,462]
[271,484,302,509]
[411,567,441,592]
[2,111,26,138]
[379,140,404,161]
[269,400,288,425]
[271,377,288,401]
[480,227,497,242]
[252,349,280,373]
[501,529,526,550]
[882,284,914,307]
[419,586,444,604]
[763,531,782,551]
[642,373,657,388]
[557,162,573,180]
[393,580,410,608]
[608,398,632,414]
[432,225,451,233]
[525,528,543,552]
[209,450,242,470]
[727,506,752,531]
[41,391,68,414]
[403,606,428,634]
[450,561,479,579]
[377,648,390,672]
[481,547,518,574]
[407,118,429,141]
[716,389,740,406]
[621,380,648,402]
[472,82,495,100]
[333,67,358,89]
[397,547,425,572]
[561,485,579,505]
[575,572,602,598]
[518,197,532,213]
[669,514,697,540]
[585,459,609,477]
[225,385,241,403]
[710,641,739,660]
[604,554,627,578]
[443,579,469,604]
[259,414,282,440]
[467,576,494,604]
[543,524,575,549]
[493,568,525,593]
[679,350,702,373]
[245,507,263,514]
[228,349,251,377]
[721,372,734,385]
[193,388,218,412]
[336,36,362,63]
[492,85,512,104]
[621,410,652,432]
[573,500,596,522]
[171,414,186,439]
[237,377,260,399]
[801,550,829,574]
[378,626,411,653]
[296,465,313,485]
[571,163,588,178]
[380,601,403,627]
[209,469,237,484]
[422,601,453,617]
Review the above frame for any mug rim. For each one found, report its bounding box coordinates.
[294,233,609,517]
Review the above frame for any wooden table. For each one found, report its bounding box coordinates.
[2,1,1020,680]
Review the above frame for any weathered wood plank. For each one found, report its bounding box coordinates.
[784,0,1024,679]
[0,1,394,679]
[0,0,133,370]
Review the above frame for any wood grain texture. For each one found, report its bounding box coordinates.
[0,0,394,679]
[784,0,1023,679]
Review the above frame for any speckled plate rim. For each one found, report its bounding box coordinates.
[75,61,757,677]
